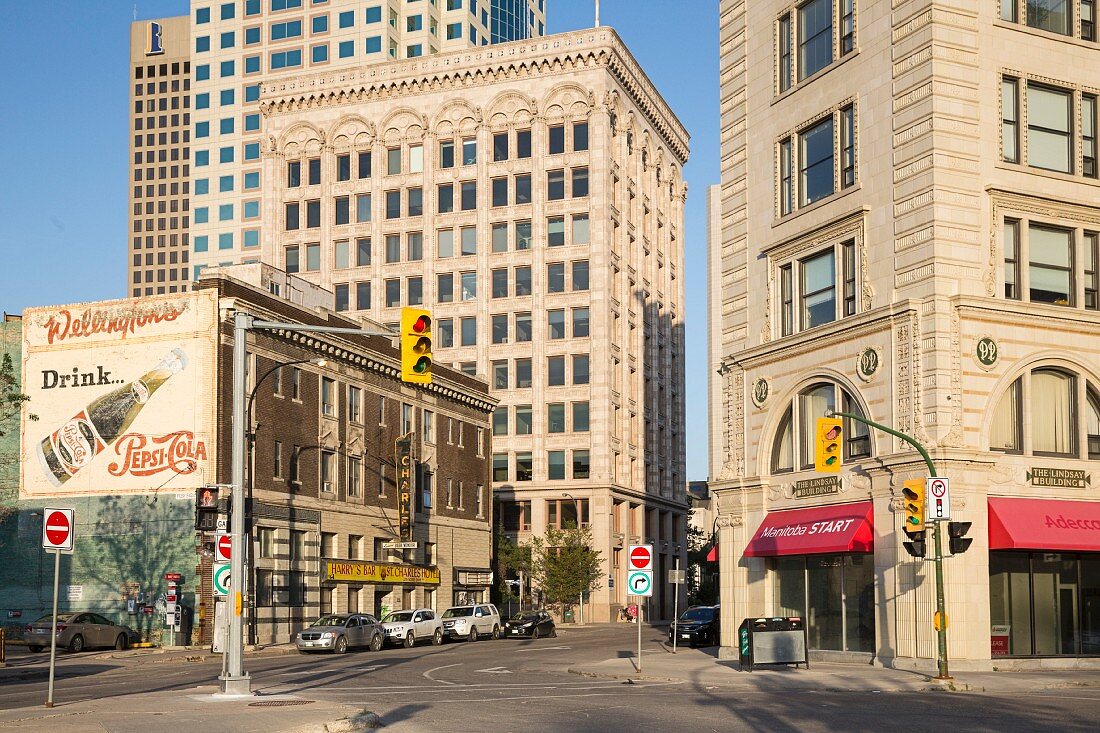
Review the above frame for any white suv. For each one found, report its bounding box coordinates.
[380,608,443,647]
[441,604,502,642]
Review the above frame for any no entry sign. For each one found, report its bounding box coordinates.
[215,533,232,562]
[42,508,75,552]
[628,544,653,571]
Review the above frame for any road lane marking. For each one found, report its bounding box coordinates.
[512,645,571,651]
[422,663,461,685]
[475,666,513,674]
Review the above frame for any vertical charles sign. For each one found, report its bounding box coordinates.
[20,292,218,498]
[396,433,414,541]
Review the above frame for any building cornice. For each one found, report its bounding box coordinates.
[258,28,690,164]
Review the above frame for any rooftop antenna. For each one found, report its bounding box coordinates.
[133,4,138,21]
[595,0,601,27]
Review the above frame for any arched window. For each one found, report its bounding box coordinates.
[770,382,871,473]
[990,367,1100,459]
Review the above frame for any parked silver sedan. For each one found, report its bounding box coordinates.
[295,614,384,654]
[24,613,132,653]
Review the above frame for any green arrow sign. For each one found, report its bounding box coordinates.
[213,562,231,597]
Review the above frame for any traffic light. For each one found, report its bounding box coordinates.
[948,521,973,554]
[400,307,432,384]
[902,528,926,558]
[901,479,926,530]
[194,486,218,532]
[814,417,843,472]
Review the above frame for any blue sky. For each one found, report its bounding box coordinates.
[0,1,718,479]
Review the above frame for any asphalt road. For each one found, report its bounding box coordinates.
[4,625,1100,732]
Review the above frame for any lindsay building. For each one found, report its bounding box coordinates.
[711,1,1100,669]
[19,267,493,645]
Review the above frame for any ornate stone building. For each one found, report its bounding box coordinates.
[253,27,690,621]
[712,0,1100,669]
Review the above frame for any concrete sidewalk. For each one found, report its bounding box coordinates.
[567,645,1100,694]
[0,687,378,733]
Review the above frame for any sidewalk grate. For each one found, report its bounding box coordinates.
[248,700,315,707]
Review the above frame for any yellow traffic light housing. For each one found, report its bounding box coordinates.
[814,417,843,473]
[902,479,926,530]
[401,307,432,384]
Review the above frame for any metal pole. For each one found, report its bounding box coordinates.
[44,550,60,708]
[672,554,680,654]
[221,311,252,695]
[829,409,950,680]
[636,595,642,673]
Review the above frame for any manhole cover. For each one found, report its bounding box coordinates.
[248,700,315,707]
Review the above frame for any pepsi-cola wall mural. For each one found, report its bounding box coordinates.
[20,291,218,497]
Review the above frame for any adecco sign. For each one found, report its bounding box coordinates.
[20,291,218,498]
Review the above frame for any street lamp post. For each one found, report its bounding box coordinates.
[241,357,326,646]
[219,311,392,696]
[562,492,584,624]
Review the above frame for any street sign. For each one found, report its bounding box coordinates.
[926,477,951,521]
[668,569,686,584]
[627,570,653,597]
[42,508,75,552]
[164,572,183,582]
[382,541,419,550]
[628,544,653,571]
[215,533,232,562]
[216,517,228,532]
[213,562,231,596]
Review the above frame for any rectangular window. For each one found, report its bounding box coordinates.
[1027,0,1070,34]
[440,140,455,169]
[572,260,589,291]
[548,216,566,246]
[461,226,477,255]
[285,244,300,273]
[438,228,454,257]
[549,125,565,154]
[548,262,565,293]
[336,153,350,181]
[305,242,320,271]
[408,187,423,216]
[493,453,509,482]
[1004,218,1020,300]
[354,193,371,223]
[840,105,855,188]
[548,309,566,339]
[548,169,565,200]
[572,307,590,338]
[842,239,856,317]
[516,220,533,250]
[492,314,509,344]
[573,214,589,245]
[572,450,591,480]
[437,184,454,213]
[516,358,532,388]
[1084,0,1097,40]
[334,196,350,225]
[385,278,400,307]
[799,116,835,206]
[358,151,372,178]
[1086,232,1099,310]
[285,202,300,230]
[460,181,477,210]
[385,234,401,263]
[573,354,590,385]
[779,14,792,93]
[548,450,566,480]
[348,386,362,423]
[385,190,400,219]
[306,199,320,228]
[492,177,508,207]
[355,236,371,266]
[334,283,349,311]
[1003,77,1020,164]
[492,268,508,298]
[515,266,532,296]
[517,129,532,158]
[798,0,833,81]
[387,147,401,175]
[407,231,423,261]
[515,311,532,342]
[291,368,301,401]
[492,360,509,390]
[573,401,590,432]
[800,249,836,329]
[320,450,335,492]
[572,167,589,197]
[493,132,509,161]
[548,356,566,387]
[1028,224,1073,305]
[840,0,854,55]
[461,271,477,300]
[1027,84,1073,173]
[356,281,371,309]
[408,276,423,305]
[437,272,454,303]
[462,138,477,165]
[1084,95,1097,179]
[515,174,532,204]
[348,458,361,498]
[516,452,533,481]
[573,122,589,152]
[460,316,477,346]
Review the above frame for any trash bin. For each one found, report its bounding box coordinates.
[563,608,575,623]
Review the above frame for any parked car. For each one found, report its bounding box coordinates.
[295,614,384,654]
[669,605,719,647]
[503,610,556,639]
[380,608,443,647]
[441,604,502,641]
[24,613,133,653]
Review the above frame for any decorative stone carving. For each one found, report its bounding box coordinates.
[942,308,965,447]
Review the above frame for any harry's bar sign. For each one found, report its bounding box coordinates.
[793,476,841,499]
[1027,468,1089,488]
[324,560,440,585]
[396,434,413,541]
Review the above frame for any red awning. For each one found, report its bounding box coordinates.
[743,501,874,557]
[706,544,718,562]
[989,497,1100,552]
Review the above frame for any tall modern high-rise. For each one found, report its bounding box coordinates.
[255,26,690,621]
[187,0,544,276]
[128,17,193,297]
[711,0,1100,670]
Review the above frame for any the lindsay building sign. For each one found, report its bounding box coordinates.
[21,292,218,498]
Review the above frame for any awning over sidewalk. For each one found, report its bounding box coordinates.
[989,497,1100,552]
[743,501,874,557]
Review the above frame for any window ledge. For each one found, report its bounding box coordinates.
[994,161,1099,188]
[772,50,860,106]
[994,18,1099,51]
[774,184,862,227]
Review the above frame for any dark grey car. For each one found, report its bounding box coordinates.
[295,614,384,654]
[24,613,132,653]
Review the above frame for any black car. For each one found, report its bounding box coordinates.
[669,605,719,647]
[504,610,556,639]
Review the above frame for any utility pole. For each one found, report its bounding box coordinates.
[827,409,951,680]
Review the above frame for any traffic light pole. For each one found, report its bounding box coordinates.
[221,313,394,696]
[827,410,951,681]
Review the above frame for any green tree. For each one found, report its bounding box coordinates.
[491,526,532,604]
[685,509,717,606]
[0,351,36,524]
[528,524,603,616]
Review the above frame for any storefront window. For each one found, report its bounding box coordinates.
[990,552,1100,656]
[771,553,873,652]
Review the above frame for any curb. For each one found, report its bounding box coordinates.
[280,709,382,733]
[566,666,954,693]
